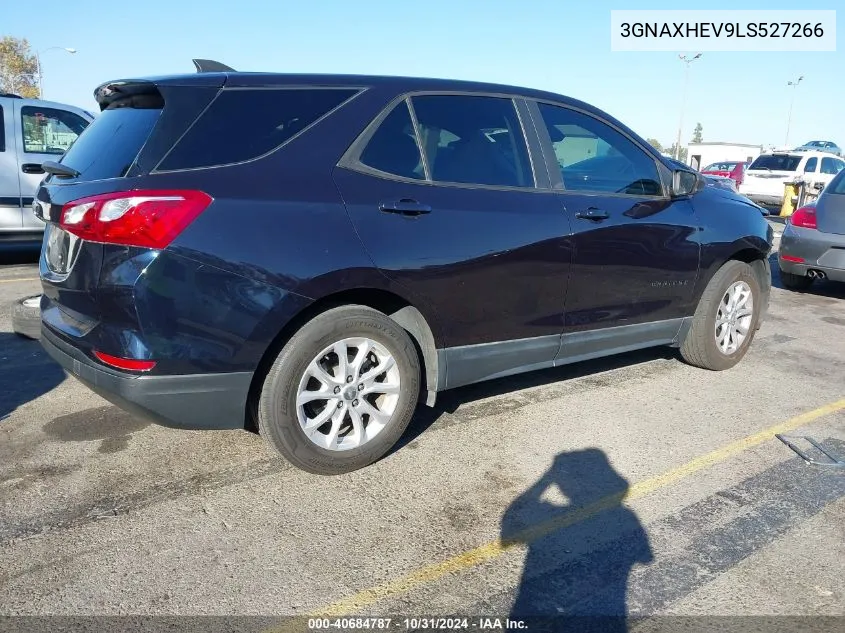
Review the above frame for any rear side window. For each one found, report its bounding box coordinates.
[61,105,160,181]
[21,106,89,155]
[358,100,424,180]
[410,95,533,188]
[820,157,845,175]
[157,88,358,171]
[804,157,818,173]
[749,154,801,171]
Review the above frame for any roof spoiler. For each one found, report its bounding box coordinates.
[192,59,236,73]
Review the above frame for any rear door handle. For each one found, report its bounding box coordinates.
[574,207,610,222]
[379,199,432,217]
[21,163,45,175]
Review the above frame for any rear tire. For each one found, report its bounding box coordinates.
[257,305,420,475]
[11,295,42,340]
[680,260,761,371]
[778,268,814,292]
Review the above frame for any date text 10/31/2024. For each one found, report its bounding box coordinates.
[307,618,528,630]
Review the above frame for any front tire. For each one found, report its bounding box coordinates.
[680,260,761,371]
[257,305,420,475]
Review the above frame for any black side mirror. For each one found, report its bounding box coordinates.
[672,169,700,197]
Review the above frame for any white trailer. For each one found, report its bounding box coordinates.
[687,142,764,171]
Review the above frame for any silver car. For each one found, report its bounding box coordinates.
[0,92,93,243]
[778,170,845,290]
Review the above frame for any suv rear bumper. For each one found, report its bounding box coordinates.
[41,325,253,430]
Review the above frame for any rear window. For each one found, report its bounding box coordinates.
[830,171,845,194]
[60,106,161,181]
[748,154,801,172]
[157,88,359,171]
[703,162,737,171]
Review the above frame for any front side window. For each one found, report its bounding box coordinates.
[409,95,533,188]
[804,157,818,173]
[21,106,89,154]
[536,102,662,196]
[820,157,845,175]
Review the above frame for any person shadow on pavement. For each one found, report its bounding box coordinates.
[501,449,653,633]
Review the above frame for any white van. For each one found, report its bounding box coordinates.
[739,150,845,207]
[0,92,93,243]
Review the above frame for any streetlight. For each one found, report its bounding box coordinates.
[785,75,804,147]
[674,53,702,161]
[35,47,77,99]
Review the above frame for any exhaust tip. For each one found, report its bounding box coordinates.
[808,269,827,280]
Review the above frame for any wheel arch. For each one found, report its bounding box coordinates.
[245,287,442,431]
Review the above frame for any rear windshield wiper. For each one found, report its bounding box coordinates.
[42,160,81,179]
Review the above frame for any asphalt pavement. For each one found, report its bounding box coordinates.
[0,229,843,631]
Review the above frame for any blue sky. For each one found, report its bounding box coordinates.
[4,0,841,149]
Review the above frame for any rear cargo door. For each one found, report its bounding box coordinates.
[33,79,221,337]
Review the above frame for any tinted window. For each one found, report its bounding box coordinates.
[537,103,662,196]
[820,157,845,175]
[0,105,4,152]
[158,88,357,171]
[21,106,89,154]
[358,100,424,180]
[409,95,533,188]
[804,157,818,173]
[748,154,801,171]
[61,106,160,182]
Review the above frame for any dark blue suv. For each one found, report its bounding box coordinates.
[34,62,772,474]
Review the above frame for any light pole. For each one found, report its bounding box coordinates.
[35,47,76,99]
[674,53,702,161]
[785,75,803,147]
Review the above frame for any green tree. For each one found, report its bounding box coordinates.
[646,138,664,153]
[692,122,703,144]
[0,36,39,98]
[667,142,688,162]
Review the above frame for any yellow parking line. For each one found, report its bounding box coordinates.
[0,277,39,284]
[308,397,845,617]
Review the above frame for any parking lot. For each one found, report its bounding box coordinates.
[0,219,843,628]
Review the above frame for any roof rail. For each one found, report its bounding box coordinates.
[192,59,236,73]
[0,92,23,99]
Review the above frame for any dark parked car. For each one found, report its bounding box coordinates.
[34,62,773,474]
[778,168,845,290]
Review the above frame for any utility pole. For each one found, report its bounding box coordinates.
[674,53,701,161]
[785,75,803,147]
[35,47,77,99]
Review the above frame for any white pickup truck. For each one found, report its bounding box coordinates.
[739,150,845,208]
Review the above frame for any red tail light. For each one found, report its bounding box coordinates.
[790,206,817,229]
[93,350,157,372]
[60,190,212,249]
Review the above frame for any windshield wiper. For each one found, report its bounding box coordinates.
[42,160,81,179]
